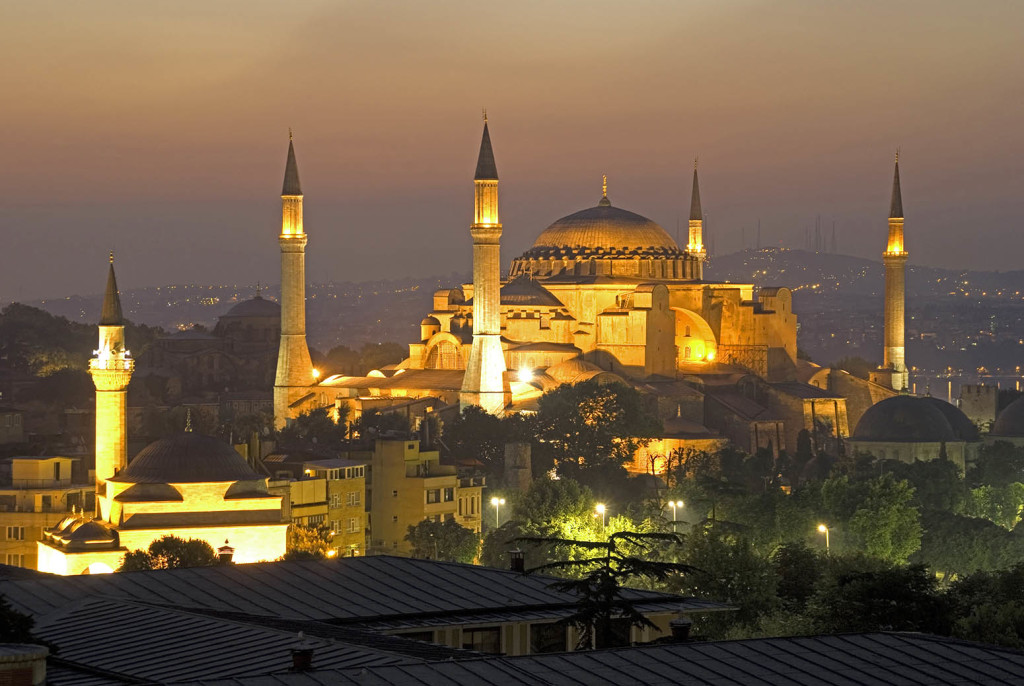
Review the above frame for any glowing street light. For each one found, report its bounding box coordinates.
[817,523,830,551]
[595,503,607,529]
[312,368,320,380]
[517,367,533,383]
[490,496,505,528]
[668,500,684,522]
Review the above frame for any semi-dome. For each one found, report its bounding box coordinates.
[221,295,280,319]
[992,396,1024,437]
[852,395,956,443]
[531,203,679,252]
[113,433,261,484]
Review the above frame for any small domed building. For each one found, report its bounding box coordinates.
[36,263,287,575]
[847,395,981,471]
[989,396,1024,447]
[38,431,288,575]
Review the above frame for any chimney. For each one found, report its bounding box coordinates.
[508,548,525,573]
[290,632,315,671]
[217,539,235,564]
[669,615,693,642]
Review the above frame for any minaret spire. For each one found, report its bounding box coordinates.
[274,132,315,428]
[686,157,706,278]
[599,174,611,207]
[874,151,909,392]
[461,116,508,416]
[89,257,134,520]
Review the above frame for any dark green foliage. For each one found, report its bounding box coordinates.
[119,535,219,571]
[278,406,349,445]
[914,511,1018,578]
[442,405,505,475]
[533,380,662,475]
[521,531,695,650]
[771,542,825,612]
[805,561,951,634]
[406,519,479,563]
[351,408,409,436]
[947,565,1024,648]
[968,442,1024,488]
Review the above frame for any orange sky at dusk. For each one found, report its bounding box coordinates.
[2,1,1022,300]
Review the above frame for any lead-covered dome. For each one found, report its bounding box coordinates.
[113,433,260,484]
[532,204,679,252]
[853,396,957,442]
[992,396,1024,438]
[221,295,280,319]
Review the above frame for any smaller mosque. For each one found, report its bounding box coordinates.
[36,261,287,575]
[989,396,1024,447]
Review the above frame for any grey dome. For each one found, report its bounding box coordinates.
[115,433,260,484]
[221,295,280,319]
[992,396,1024,438]
[922,397,979,441]
[852,396,956,443]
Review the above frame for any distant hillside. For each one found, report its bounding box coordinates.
[705,248,1023,300]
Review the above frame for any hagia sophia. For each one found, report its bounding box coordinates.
[27,116,1024,575]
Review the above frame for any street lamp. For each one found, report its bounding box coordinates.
[490,496,505,528]
[595,503,607,529]
[668,500,684,523]
[817,523,830,551]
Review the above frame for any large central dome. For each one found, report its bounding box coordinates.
[532,203,679,252]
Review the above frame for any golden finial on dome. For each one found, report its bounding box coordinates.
[694,156,698,171]
[109,250,114,264]
[289,128,293,142]
[602,174,607,197]
[482,108,487,123]
[895,147,900,163]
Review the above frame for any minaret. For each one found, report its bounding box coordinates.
[882,151,909,392]
[460,113,507,416]
[687,159,706,279]
[89,253,134,520]
[274,132,314,429]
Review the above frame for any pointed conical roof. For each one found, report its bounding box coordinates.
[474,122,498,181]
[100,259,123,326]
[282,137,302,196]
[889,155,903,219]
[689,164,703,221]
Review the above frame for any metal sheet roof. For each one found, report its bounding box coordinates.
[0,556,713,626]
[175,632,1024,686]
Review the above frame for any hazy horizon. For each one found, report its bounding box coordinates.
[3,1,1022,301]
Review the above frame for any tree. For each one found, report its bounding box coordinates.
[963,483,1024,530]
[351,408,410,437]
[285,524,333,560]
[119,535,220,571]
[947,564,1024,648]
[521,531,695,649]
[821,474,922,562]
[278,407,349,446]
[405,519,479,563]
[805,559,951,635]
[533,381,662,476]
[914,511,1015,578]
[771,542,825,612]
[442,405,505,474]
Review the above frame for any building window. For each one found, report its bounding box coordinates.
[346,517,359,533]
[308,514,326,526]
[54,462,61,481]
[346,491,360,507]
[462,627,502,654]
[5,554,24,567]
[392,490,398,497]
[392,515,399,522]
[443,488,454,502]
[330,494,341,508]
[330,520,339,533]
[346,466,365,479]
[530,622,567,654]
[6,527,24,541]
[426,489,440,504]
[458,499,464,516]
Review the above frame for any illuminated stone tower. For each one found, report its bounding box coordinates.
[89,254,134,519]
[460,115,507,416]
[881,152,909,392]
[274,133,314,429]
[687,159,706,278]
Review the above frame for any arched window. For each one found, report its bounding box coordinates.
[684,346,691,359]
[425,340,464,370]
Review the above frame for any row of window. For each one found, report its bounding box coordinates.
[330,518,361,534]
[458,496,479,516]
[329,491,361,508]
[399,622,574,655]
[425,488,455,504]
[6,527,24,541]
